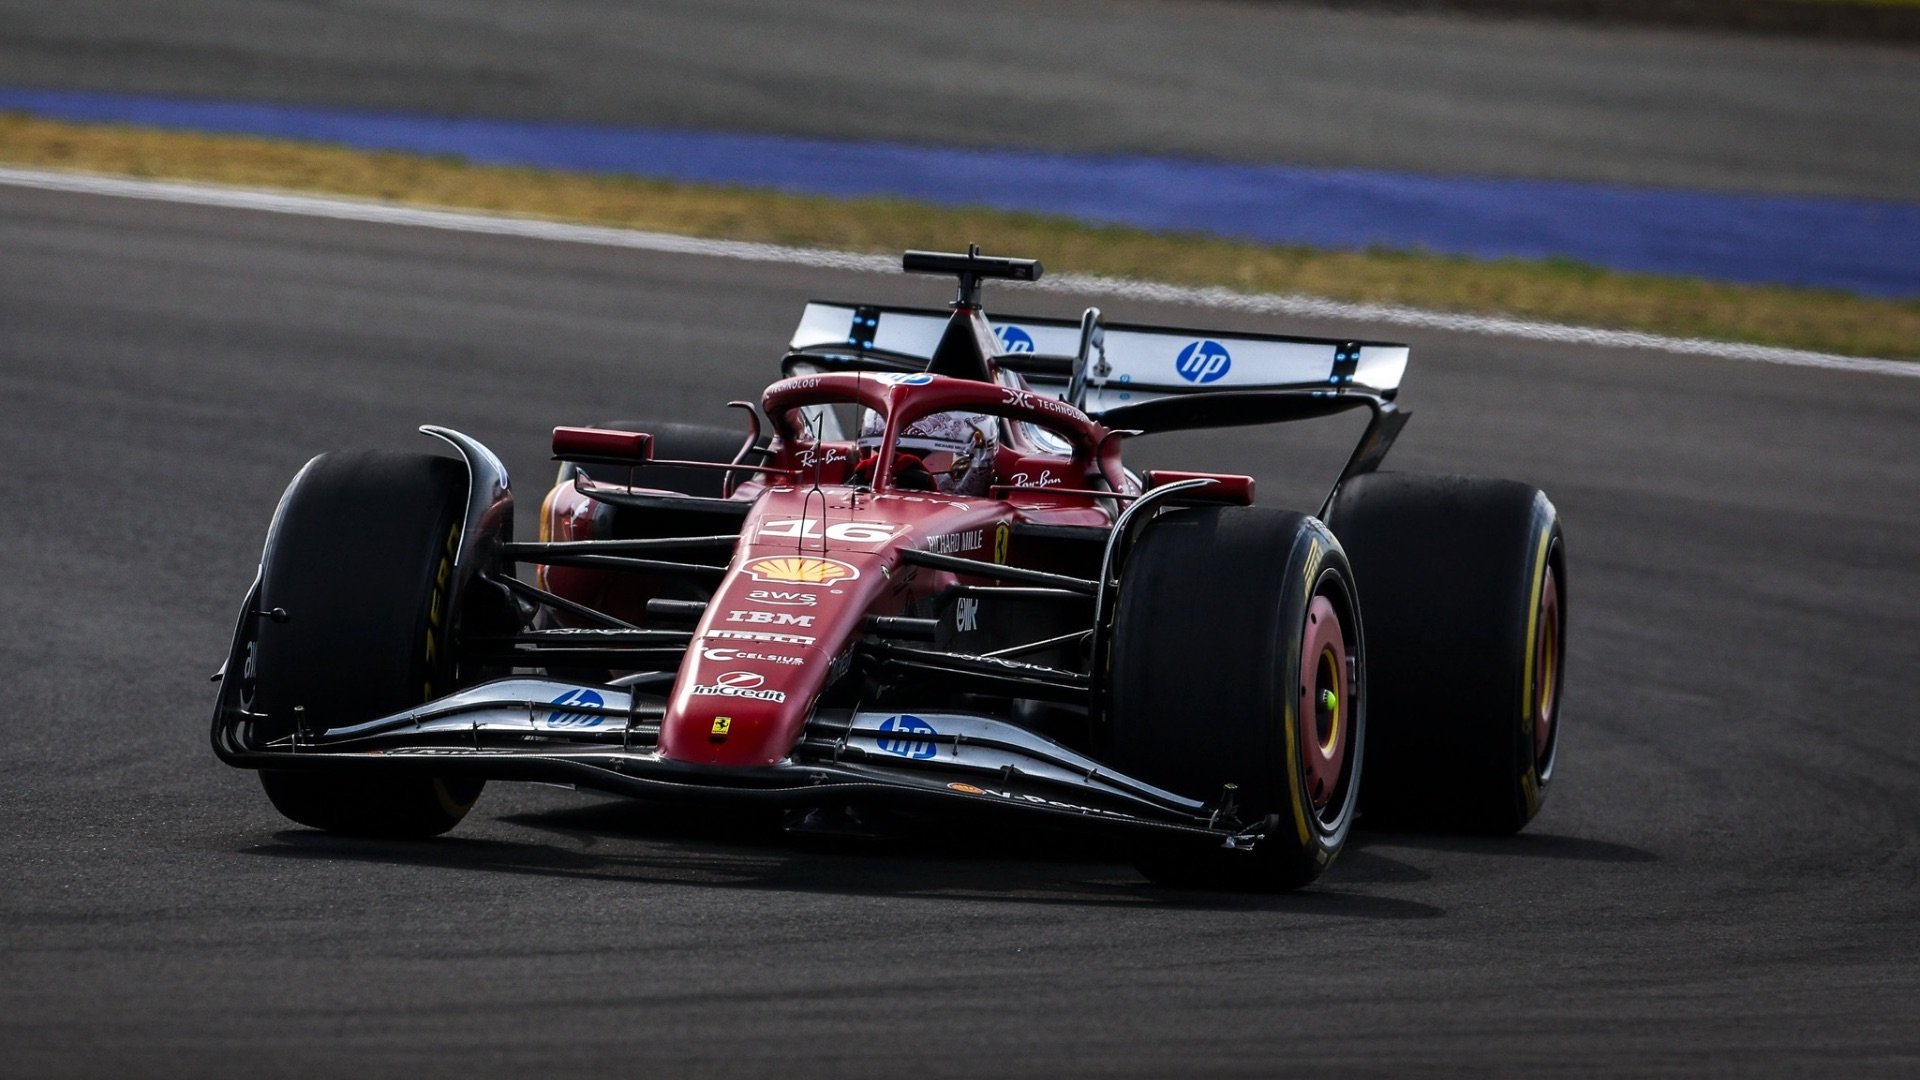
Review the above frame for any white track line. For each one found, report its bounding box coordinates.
[4,165,1911,377]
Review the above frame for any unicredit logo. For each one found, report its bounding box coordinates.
[712,671,764,689]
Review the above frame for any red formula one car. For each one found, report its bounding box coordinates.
[211,248,1566,890]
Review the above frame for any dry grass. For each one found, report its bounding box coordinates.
[4,113,1914,360]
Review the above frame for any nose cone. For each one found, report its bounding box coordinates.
[658,548,882,766]
[661,642,833,765]
[656,485,1012,766]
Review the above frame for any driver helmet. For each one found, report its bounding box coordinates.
[856,409,999,496]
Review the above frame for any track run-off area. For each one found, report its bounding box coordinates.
[4,87,1915,297]
[3,0,1919,300]
[1,178,1916,1077]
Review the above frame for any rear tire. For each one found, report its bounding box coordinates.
[249,451,484,838]
[1327,472,1566,834]
[574,419,750,497]
[540,419,749,651]
[1107,506,1365,890]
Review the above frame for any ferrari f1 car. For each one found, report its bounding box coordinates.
[212,248,1566,890]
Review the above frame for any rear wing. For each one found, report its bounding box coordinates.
[789,302,1410,417]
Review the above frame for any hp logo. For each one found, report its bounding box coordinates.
[545,687,606,727]
[876,714,939,760]
[1175,339,1232,384]
[995,325,1036,354]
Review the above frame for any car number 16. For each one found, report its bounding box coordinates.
[759,518,902,543]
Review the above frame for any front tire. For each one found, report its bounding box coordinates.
[1107,507,1365,890]
[249,451,484,838]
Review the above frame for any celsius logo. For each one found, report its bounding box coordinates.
[1175,339,1232,384]
[995,325,1035,353]
[545,687,605,727]
[702,646,804,667]
[877,714,939,759]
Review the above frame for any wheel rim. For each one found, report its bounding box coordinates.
[1533,566,1561,767]
[1298,593,1349,813]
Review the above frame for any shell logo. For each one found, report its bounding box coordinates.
[744,556,860,585]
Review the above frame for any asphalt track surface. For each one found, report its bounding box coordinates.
[2,0,1917,201]
[3,184,1919,1077]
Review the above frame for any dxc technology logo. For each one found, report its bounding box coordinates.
[1174,339,1232,384]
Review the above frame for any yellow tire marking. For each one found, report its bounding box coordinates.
[1520,519,1552,747]
[431,778,474,817]
[422,522,460,700]
[1284,545,1321,849]
[1282,688,1312,848]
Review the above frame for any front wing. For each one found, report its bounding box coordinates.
[212,676,1259,846]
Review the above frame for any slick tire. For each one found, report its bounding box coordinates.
[250,451,483,838]
[1327,472,1566,835]
[1108,506,1364,890]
